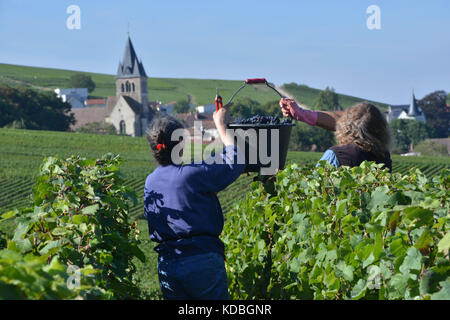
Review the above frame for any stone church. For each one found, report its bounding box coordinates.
[71,36,153,136]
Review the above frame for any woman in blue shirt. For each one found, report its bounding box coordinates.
[279,98,392,171]
[144,103,245,300]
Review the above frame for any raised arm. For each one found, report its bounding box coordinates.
[182,103,246,193]
[280,98,340,131]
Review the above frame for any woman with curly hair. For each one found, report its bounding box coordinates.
[280,98,392,171]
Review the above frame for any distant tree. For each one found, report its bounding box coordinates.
[414,140,448,157]
[447,92,450,105]
[0,86,75,131]
[173,100,191,114]
[260,100,284,118]
[390,119,432,151]
[289,122,335,152]
[229,98,260,120]
[313,87,341,111]
[68,74,96,93]
[418,90,449,138]
[3,119,26,129]
[76,122,117,135]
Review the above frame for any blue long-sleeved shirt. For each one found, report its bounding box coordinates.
[144,145,246,259]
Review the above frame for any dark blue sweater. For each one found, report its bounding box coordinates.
[144,145,245,259]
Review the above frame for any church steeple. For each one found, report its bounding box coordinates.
[116,36,147,79]
[114,35,148,112]
[408,90,420,117]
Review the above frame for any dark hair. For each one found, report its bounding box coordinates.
[145,116,184,166]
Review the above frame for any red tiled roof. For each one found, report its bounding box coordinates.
[85,99,106,105]
[69,107,109,130]
[175,113,216,129]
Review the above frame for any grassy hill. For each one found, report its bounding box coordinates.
[281,83,388,110]
[0,63,387,108]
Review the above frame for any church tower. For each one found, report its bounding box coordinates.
[115,36,149,114]
[408,91,420,117]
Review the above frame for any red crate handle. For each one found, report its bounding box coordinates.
[227,78,284,105]
[245,78,267,84]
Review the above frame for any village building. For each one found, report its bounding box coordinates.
[176,112,219,142]
[55,88,88,109]
[386,92,426,123]
[195,103,216,114]
[84,98,106,108]
[71,36,154,136]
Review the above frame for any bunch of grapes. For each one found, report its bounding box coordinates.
[233,115,292,125]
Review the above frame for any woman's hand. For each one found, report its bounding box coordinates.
[279,98,301,118]
[213,102,232,130]
[279,98,318,127]
[280,98,338,131]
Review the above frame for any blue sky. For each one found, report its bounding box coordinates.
[0,0,449,104]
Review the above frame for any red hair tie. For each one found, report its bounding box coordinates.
[156,143,166,151]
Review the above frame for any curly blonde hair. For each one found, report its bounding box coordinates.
[335,102,391,157]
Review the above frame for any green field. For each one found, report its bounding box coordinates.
[0,63,387,108]
[0,128,449,297]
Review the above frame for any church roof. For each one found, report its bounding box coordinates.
[122,96,142,114]
[116,36,147,79]
[408,92,421,116]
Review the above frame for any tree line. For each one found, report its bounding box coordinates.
[0,86,75,131]
[1,81,448,154]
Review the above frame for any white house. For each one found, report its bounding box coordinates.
[386,92,426,123]
[55,88,88,109]
[195,103,216,114]
[158,103,175,115]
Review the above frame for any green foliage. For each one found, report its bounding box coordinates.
[223,162,450,300]
[312,87,342,111]
[229,98,284,120]
[391,119,433,151]
[0,86,75,131]
[173,100,191,114]
[415,140,448,157]
[0,128,449,298]
[260,100,283,118]
[289,122,335,152]
[0,249,109,299]
[229,98,260,119]
[0,230,6,250]
[418,91,449,138]
[75,122,118,135]
[3,119,26,129]
[0,153,144,299]
[68,74,96,93]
